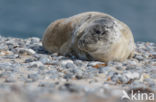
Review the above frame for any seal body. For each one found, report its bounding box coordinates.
[42,12,135,62]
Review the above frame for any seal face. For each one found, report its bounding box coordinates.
[42,12,135,62]
[78,17,118,52]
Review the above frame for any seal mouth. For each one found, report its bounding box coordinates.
[78,40,97,53]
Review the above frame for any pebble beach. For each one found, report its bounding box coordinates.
[0,36,155,102]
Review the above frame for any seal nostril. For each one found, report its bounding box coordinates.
[95,30,101,34]
[96,30,101,34]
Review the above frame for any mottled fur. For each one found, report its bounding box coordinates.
[42,12,135,62]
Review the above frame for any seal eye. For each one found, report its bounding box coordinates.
[95,30,101,34]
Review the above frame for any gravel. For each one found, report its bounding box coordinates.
[0,36,155,102]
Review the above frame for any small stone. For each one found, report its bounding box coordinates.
[99,67,110,73]
[33,54,41,59]
[60,59,73,65]
[150,54,156,59]
[125,65,137,70]
[25,58,35,63]
[0,62,12,70]
[49,74,59,79]
[82,72,96,79]
[30,37,40,44]
[130,80,146,89]
[135,55,144,61]
[74,60,83,67]
[29,61,43,68]
[88,61,104,66]
[0,45,8,50]
[0,63,19,72]
[39,56,51,64]
[124,72,140,80]
[142,73,150,79]
[70,68,82,74]
[107,71,118,78]
[50,61,59,65]
[124,60,137,66]
[64,73,73,79]
[38,66,45,70]
[144,79,156,88]
[46,70,58,74]
[0,72,11,78]
[27,73,39,81]
[18,48,36,55]
[65,63,76,69]
[150,74,156,79]
[0,50,13,56]
[87,67,99,75]
[115,66,124,70]
[45,70,59,79]
[75,75,83,79]
[5,77,16,83]
[38,82,55,88]
[4,54,19,59]
[51,53,59,57]
[59,83,80,92]
[25,79,34,83]
[110,73,121,82]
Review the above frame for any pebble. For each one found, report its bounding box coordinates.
[135,55,144,61]
[38,66,45,70]
[28,61,43,68]
[38,82,55,88]
[124,72,140,80]
[65,63,76,69]
[74,60,83,67]
[0,72,12,78]
[60,59,73,65]
[29,37,40,44]
[5,76,16,83]
[18,48,36,55]
[130,80,147,89]
[28,73,39,81]
[64,73,73,79]
[70,68,82,74]
[25,58,36,63]
[39,55,52,64]
[144,78,155,87]
[45,70,59,79]
[0,62,12,70]
[4,54,19,59]
[87,61,104,66]
[99,67,111,73]
[59,83,80,92]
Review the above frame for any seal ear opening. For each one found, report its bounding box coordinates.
[94,29,101,34]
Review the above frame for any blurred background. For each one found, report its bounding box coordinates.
[0,0,155,42]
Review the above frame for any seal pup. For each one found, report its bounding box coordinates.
[42,12,135,62]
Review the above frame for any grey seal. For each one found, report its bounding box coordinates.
[42,12,135,62]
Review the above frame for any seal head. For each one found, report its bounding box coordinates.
[77,16,120,61]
